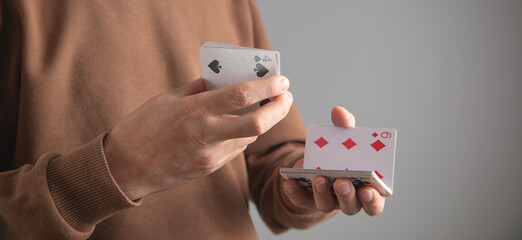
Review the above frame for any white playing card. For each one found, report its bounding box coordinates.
[279,168,392,196]
[200,42,281,114]
[303,125,397,192]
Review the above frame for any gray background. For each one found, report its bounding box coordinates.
[250,1,522,239]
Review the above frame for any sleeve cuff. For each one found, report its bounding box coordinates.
[47,133,141,232]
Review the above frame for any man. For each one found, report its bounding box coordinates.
[0,0,384,238]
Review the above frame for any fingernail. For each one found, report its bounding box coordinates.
[316,180,328,193]
[337,182,351,195]
[284,185,296,195]
[287,92,293,104]
[280,77,289,91]
[360,189,374,202]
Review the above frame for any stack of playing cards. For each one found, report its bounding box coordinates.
[280,126,397,196]
[200,42,280,114]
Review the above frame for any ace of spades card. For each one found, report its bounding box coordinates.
[303,125,397,193]
[200,42,280,114]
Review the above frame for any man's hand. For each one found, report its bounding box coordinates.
[104,75,293,200]
[282,107,385,216]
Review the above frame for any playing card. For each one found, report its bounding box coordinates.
[303,125,397,191]
[200,42,281,114]
[279,168,392,196]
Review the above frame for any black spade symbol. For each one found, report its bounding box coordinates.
[254,63,269,78]
[254,55,261,62]
[260,98,271,106]
[208,60,221,74]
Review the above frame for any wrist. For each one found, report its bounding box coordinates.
[103,133,142,200]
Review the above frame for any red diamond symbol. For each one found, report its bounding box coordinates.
[375,170,384,179]
[372,132,378,138]
[342,138,357,150]
[314,137,328,148]
[371,140,386,152]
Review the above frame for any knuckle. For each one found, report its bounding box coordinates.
[189,128,209,147]
[198,152,214,165]
[175,100,205,125]
[181,112,212,147]
[249,117,266,136]
[196,152,217,173]
[229,86,252,107]
[179,103,201,119]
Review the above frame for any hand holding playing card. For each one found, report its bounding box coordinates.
[104,76,293,200]
[281,107,385,216]
[200,42,281,114]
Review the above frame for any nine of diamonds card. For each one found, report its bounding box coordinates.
[302,125,397,194]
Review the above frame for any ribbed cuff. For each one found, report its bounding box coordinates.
[47,133,141,231]
[283,153,304,168]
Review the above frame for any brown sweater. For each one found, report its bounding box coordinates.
[0,0,333,239]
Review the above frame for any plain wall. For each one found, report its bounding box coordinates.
[250,1,522,239]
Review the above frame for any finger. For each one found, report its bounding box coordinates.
[331,106,356,128]
[282,179,316,210]
[203,75,290,114]
[333,178,361,215]
[312,176,338,212]
[358,186,385,216]
[212,91,293,140]
[170,78,207,98]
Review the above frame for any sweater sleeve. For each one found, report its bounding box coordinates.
[0,3,139,239]
[0,135,141,239]
[244,1,337,233]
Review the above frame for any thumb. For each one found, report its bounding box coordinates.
[331,106,356,128]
